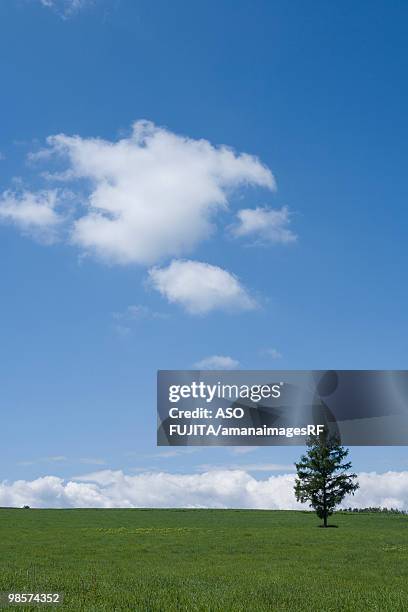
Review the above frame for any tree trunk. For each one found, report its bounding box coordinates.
[323,481,328,527]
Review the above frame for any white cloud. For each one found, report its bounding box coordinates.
[18,456,106,467]
[263,348,282,359]
[112,304,168,322]
[17,455,67,466]
[24,120,274,265]
[112,304,168,337]
[0,470,298,509]
[198,463,294,473]
[0,189,62,242]
[126,449,201,459]
[46,455,67,462]
[229,447,259,455]
[112,323,131,338]
[39,0,90,17]
[115,305,152,319]
[148,259,256,314]
[194,355,240,369]
[151,449,201,459]
[350,471,408,510]
[231,206,296,245]
[79,458,106,466]
[2,469,408,510]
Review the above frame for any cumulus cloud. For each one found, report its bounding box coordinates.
[1,122,277,315]
[0,470,298,509]
[350,471,408,511]
[194,355,240,369]
[148,259,256,314]
[2,469,408,510]
[231,205,296,245]
[23,120,274,265]
[0,189,62,242]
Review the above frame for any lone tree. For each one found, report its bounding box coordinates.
[295,432,359,527]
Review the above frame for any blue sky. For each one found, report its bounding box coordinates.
[0,0,408,507]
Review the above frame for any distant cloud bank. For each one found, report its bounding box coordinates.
[2,469,408,510]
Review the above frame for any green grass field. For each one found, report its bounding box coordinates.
[0,508,407,611]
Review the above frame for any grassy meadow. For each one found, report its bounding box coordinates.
[0,508,407,611]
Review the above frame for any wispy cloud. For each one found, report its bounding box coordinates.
[0,189,63,243]
[18,456,106,467]
[113,304,168,323]
[112,304,169,336]
[197,463,294,473]
[126,449,201,459]
[79,458,106,466]
[194,355,240,369]
[231,206,297,245]
[261,347,283,360]
[38,0,92,18]
[112,323,132,338]
[46,455,67,462]
[228,447,259,455]
[18,455,67,466]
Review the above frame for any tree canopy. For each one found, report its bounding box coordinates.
[295,432,359,527]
